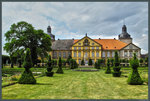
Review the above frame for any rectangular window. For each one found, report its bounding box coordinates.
[136,51,138,56]
[63,52,66,58]
[68,52,71,57]
[92,60,94,64]
[78,47,81,50]
[54,52,57,58]
[85,47,88,50]
[92,47,94,49]
[59,52,61,57]
[102,51,105,57]
[78,52,81,57]
[74,47,77,50]
[96,47,99,49]
[96,52,99,57]
[112,51,114,57]
[107,51,110,57]
[74,52,76,57]
[92,52,94,57]
[124,51,127,57]
[79,60,81,64]
[130,51,132,57]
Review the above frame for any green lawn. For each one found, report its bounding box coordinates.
[2,68,148,99]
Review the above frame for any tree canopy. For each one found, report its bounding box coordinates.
[4,21,51,66]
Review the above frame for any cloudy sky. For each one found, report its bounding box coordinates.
[2,2,148,55]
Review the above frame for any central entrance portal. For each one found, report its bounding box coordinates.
[84,53,88,66]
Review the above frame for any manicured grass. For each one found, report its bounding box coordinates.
[2,68,148,99]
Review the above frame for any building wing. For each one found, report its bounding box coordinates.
[51,39,74,50]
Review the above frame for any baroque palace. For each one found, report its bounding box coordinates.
[47,25,141,64]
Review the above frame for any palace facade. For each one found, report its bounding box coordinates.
[47,24,141,64]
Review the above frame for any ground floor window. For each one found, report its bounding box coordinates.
[79,60,81,64]
[102,51,105,57]
[59,52,61,57]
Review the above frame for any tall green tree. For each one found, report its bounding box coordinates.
[4,21,51,66]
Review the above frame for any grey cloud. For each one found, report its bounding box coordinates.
[2,2,148,54]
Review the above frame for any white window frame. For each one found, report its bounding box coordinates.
[74,52,76,57]
[92,52,94,57]
[102,51,105,57]
[96,52,99,57]
[107,51,110,57]
[78,52,81,57]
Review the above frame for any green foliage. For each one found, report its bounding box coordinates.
[18,70,36,84]
[105,59,111,74]
[62,59,66,66]
[88,59,93,66]
[112,51,121,77]
[81,59,85,65]
[4,21,51,66]
[114,51,120,67]
[46,55,54,77]
[18,48,36,84]
[23,48,33,72]
[94,62,100,69]
[2,55,10,64]
[56,57,64,74]
[110,58,114,66]
[66,55,72,65]
[127,69,143,85]
[145,57,148,66]
[128,53,143,85]
[70,59,78,69]
[97,59,102,67]
[139,58,143,66]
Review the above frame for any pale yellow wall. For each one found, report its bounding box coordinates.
[72,36,102,64]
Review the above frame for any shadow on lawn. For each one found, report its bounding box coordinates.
[36,83,53,85]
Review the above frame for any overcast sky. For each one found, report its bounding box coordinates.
[2,2,148,55]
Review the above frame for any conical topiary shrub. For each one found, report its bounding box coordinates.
[46,55,54,77]
[105,59,111,74]
[88,59,93,66]
[81,59,85,65]
[127,53,143,85]
[56,57,64,74]
[112,51,121,77]
[18,48,36,84]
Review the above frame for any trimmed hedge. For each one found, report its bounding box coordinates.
[46,55,54,77]
[81,59,85,65]
[56,57,64,74]
[18,48,36,84]
[112,51,121,77]
[88,59,93,66]
[105,59,111,74]
[127,53,143,85]
[18,70,36,84]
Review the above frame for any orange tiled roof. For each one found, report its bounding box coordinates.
[94,39,127,50]
[73,39,80,43]
[73,39,127,50]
